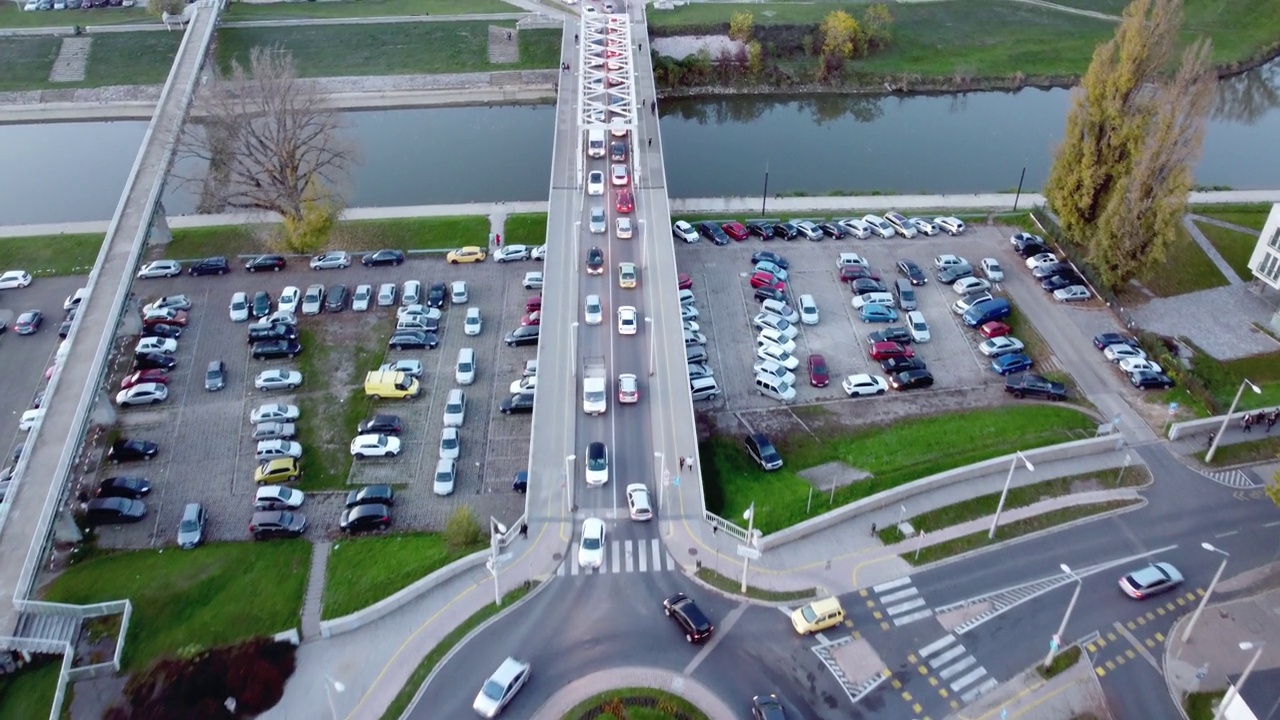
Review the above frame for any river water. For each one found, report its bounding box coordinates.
[1,60,1276,226]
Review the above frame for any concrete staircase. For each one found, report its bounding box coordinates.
[299,541,332,640]
[488,25,520,64]
[14,612,81,647]
[48,37,92,84]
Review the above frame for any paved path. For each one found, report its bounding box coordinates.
[1181,215,1244,285]
[1008,0,1121,21]
[300,541,332,641]
[954,656,1112,720]
[1165,581,1280,711]
[1190,214,1264,237]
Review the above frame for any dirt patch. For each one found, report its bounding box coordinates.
[652,35,745,61]
[935,601,992,633]
[797,461,872,491]
[830,638,885,687]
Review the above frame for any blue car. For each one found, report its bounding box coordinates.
[860,305,899,324]
[992,354,1034,376]
[753,262,789,282]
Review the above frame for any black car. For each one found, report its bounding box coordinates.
[389,330,438,350]
[96,476,152,499]
[937,264,975,284]
[325,284,349,312]
[188,257,230,276]
[610,141,626,162]
[697,221,730,246]
[252,290,272,318]
[753,286,787,303]
[663,592,714,643]
[83,497,147,525]
[340,503,392,533]
[744,433,783,471]
[58,318,74,339]
[772,222,799,240]
[751,250,788,269]
[869,327,913,345]
[820,222,846,239]
[141,323,182,340]
[512,471,528,493]
[245,255,287,273]
[852,278,888,295]
[1031,262,1074,280]
[246,322,299,344]
[107,439,159,463]
[1011,232,1049,256]
[890,369,935,390]
[361,249,406,267]
[1040,273,1082,292]
[14,310,42,335]
[426,283,447,308]
[346,484,396,508]
[586,246,604,274]
[747,221,776,240]
[500,392,535,414]
[1093,332,1138,351]
[1005,373,1067,401]
[1130,370,1175,390]
[1016,243,1052,259]
[251,339,303,360]
[135,352,177,371]
[249,511,307,540]
[504,326,540,347]
[897,260,928,285]
[357,414,403,435]
[752,694,787,720]
[880,356,926,373]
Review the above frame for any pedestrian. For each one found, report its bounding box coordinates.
[506,30,513,41]
[679,456,686,471]
[1243,413,1254,433]
[519,522,528,538]
[574,32,579,44]
[496,233,502,247]
[650,99,656,114]
[647,137,652,148]
[1267,410,1278,433]
[870,522,877,537]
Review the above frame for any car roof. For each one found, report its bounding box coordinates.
[489,657,528,685]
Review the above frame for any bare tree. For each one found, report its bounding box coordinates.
[178,46,351,251]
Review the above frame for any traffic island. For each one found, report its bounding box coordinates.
[561,687,709,720]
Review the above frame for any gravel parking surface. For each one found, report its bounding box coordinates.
[88,252,535,549]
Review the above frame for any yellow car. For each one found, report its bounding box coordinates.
[618,262,637,289]
[254,458,300,485]
[446,246,487,264]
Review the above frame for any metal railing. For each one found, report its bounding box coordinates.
[703,511,748,542]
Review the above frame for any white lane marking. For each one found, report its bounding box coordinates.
[929,646,966,668]
[938,656,976,681]
[951,667,988,692]
[961,677,999,704]
[893,609,934,626]
[880,587,920,603]
[919,635,956,658]
[873,577,912,592]
[638,541,647,572]
[612,540,622,573]
[884,598,927,616]
[1214,530,1239,538]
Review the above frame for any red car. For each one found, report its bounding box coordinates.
[721,222,749,241]
[143,309,189,327]
[808,354,830,388]
[840,265,882,283]
[750,271,782,289]
[678,273,693,290]
[520,311,541,327]
[615,189,633,214]
[121,370,169,389]
[979,321,1011,339]
[868,341,915,361]
[525,296,542,313]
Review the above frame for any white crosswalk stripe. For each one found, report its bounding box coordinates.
[871,576,934,627]
[557,538,675,576]
[918,634,996,706]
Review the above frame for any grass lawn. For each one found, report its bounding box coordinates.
[84,32,182,88]
[0,659,61,720]
[563,688,710,720]
[1193,205,1273,232]
[1202,436,1280,467]
[1185,690,1226,720]
[166,225,259,261]
[323,533,484,619]
[708,406,1096,534]
[224,0,519,21]
[0,36,59,91]
[41,543,309,671]
[162,216,491,261]
[216,23,559,77]
[1183,0,1280,67]
[0,3,148,29]
[501,213,547,248]
[694,567,815,602]
[1138,224,1229,297]
[0,233,103,276]
[1193,220,1259,280]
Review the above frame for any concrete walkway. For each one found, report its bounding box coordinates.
[1190,213,1264,236]
[300,541,332,641]
[954,656,1112,720]
[1181,215,1244,285]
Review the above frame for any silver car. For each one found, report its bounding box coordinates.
[309,251,351,270]
[352,284,373,312]
[176,503,206,549]
[589,206,606,234]
[256,440,303,461]
[301,284,325,316]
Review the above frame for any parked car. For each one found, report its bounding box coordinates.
[897,260,927,286]
[991,353,1034,375]
[107,439,158,463]
[351,284,373,312]
[189,257,231,276]
[1104,344,1147,363]
[869,341,914,361]
[361,249,405,267]
[500,392,535,414]
[389,330,438,350]
[255,369,303,392]
[889,369,934,390]
[862,214,896,239]
[255,485,305,511]
[1041,273,1084,292]
[249,511,306,540]
[744,433,783,471]
[97,476,152,499]
[252,340,303,360]
[953,277,992,295]
[808,354,830,388]
[722,222,749,241]
[881,356,926,374]
[1093,333,1139,351]
[446,246,487,264]
[494,245,531,263]
[340,504,392,533]
[1129,370,1175,390]
[979,336,1025,357]
[134,352,176,371]
[868,327,912,346]
[122,369,169,390]
[137,260,182,279]
[1054,285,1092,302]
[309,251,351,270]
[251,403,300,424]
[980,258,1005,281]
[673,221,700,243]
[752,251,789,269]
[116,383,169,407]
[346,485,395,509]
[980,322,1012,339]
[859,305,899,324]
[935,216,966,236]
[842,374,889,397]
[504,325,539,347]
[14,310,43,335]
[357,415,403,435]
[143,294,192,313]
[245,255,286,272]
[84,498,147,525]
[176,503,207,549]
[1005,373,1067,401]
[909,217,939,236]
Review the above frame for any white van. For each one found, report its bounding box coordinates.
[851,292,896,310]
[907,311,931,343]
[455,348,476,385]
[754,373,796,402]
[587,128,606,158]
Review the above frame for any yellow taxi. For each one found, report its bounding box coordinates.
[446,246,487,264]
[254,458,300,485]
[618,262,637,289]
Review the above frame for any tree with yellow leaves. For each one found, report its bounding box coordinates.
[819,10,861,81]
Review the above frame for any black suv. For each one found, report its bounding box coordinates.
[868,327,913,345]
[135,352,177,371]
[504,325,540,347]
[500,392,535,414]
[249,511,307,540]
[745,433,783,471]
[346,484,396,508]
[696,221,730,246]
[361,249,405,267]
[772,222,799,240]
[897,260,927,285]
[747,220,777,240]
[357,414,403,435]
[326,284,349,312]
[426,282,447,308]
[880,356,926,373]
[97,476,152,499]
[245,255,287,273]
[1005,374,1067,401]
[340,504,392,533]
[663,592,714,643]
[107,439,159,463]
[188,257,230,276]
[251,339,303,360]
[247,322,299,344]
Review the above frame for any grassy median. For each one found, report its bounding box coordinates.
[323,533,484,620]
[223,0,520,21]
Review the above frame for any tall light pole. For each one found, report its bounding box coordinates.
[644,317,655,376]
[1214,641,1265,720]
[1207,378,1261,462]
[740,503,755,593]
[990,451,1035,539]
[565,454,576,512]
[324,676,345,720]
[654,451,665,526]
[1044,563,1082,669]
[488,517,508,606]
[1183,542,1231,642]
[570,321,580,375]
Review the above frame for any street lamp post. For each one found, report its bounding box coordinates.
[1044,563,1082,669]
[654,451,665,525]
[740,503,755,593]
[570,321,580,376]
[1213,642,1265,720]
[324,676,345,720]
[565,454,576,512]
[489,517,508,606]
[644,317,655,376]
[1206,378,1261,462]
[1183,542,1231,642]
[990,451,1035,539]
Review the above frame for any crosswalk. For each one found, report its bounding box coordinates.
[871,577,934,627]
[917,634,998,705]
[1199,468,1259,489]
[556,537,677,576]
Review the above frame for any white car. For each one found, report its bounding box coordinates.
[934,254,968,269]
[682,319,700,334]
[756,343,799,370]
[842,374,889,397]
[494,245,531,263]
[350,434,401,459]
[464,307,483,336]
[756,330,796,354]
[617,305,638,335]
[753,313,798,339]
[792,220,823,240]
[626,483,653,521]
[267,310,297,326]
[301,285,325,315]
[611,163,629,185]
[838,218,873,239]
[1105,344,1148,363]
[439,427,461,460]
[115,383,169,407]
[229,292,250,322]
[906,310,930,343]
[351,284,373,312]
[531,245,547,261]
[909,217,940,236]
[443,390,466,428]
[509,376,537,394]
[256,440,303,461]
[255,369,303,391]
[397,304,441,321]
[255,485,305,510]
[953,292,993,315]
[935,216,967,236]
[0,271,33,290]
[618,373,639,404]
[979,336,1025,357]
[434,458,456,496]
[616,217,633,239]
[587,170,605,196]
[577,517,606,568]
[135,337,177,355]
[585,442,609,486]
[250,403,300,424]
[1118,358,1164,374]
[451,280,469,304]
[1054,285,1092,302]
[309,251,351,270]
[522,272,543,290]
[981,258,1005,282]
[472,657,531,719]
[884,212,917,238]
[673,220,700,243]
[753,359,796,386]
[380,359,423,378]
[278,286,301,313]
[137,260,182,279]
[19,408,44,432]
[402,280,422,306]
[953,277,992,295]
[143,295,192,313]
[585,294,603,325]
[376,283,397,307]
[680,304,699,321]
[1026,253,1059,270]
[589,207,606,234]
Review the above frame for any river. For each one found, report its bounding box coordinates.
[1,60,1276,226]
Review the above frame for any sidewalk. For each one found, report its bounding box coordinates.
[953,655,1112,720]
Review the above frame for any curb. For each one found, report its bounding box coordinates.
[681,566,819,608]
[1164,613,1194,720]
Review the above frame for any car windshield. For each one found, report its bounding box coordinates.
[582,536,602,550]
[481,679,506,701]
[179,519,199,532]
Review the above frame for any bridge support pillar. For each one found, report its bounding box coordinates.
[147,202,174,248]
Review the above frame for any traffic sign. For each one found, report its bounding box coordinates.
[736,545,762,560]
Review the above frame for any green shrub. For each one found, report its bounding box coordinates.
[444,506,485,552]
[698,439,725,514]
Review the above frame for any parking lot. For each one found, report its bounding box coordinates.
[88,251,537,549]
